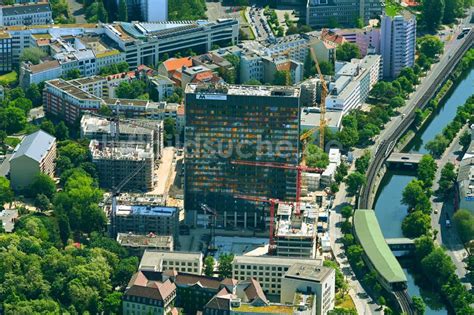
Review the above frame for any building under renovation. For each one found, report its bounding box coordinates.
[275,203,318,258]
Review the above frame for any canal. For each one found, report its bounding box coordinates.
[373,67,474,314]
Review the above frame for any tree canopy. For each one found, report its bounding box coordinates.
[336,43,361,62]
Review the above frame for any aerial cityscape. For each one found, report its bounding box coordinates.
[0,0,473,313]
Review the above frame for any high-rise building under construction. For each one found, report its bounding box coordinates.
[184,84,301,229]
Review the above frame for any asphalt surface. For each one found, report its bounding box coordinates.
[247,6,273,40]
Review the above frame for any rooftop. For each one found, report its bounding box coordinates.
[186,84,300,98]
[139,250,202,271]
[353,209,407,284]
[46,79,101,101]
[117,233,173,248]
[285,263,333,283]
[10,130,55,163]
[89,140,153,160]
[1,2,51,15]
[116,204,178,217]
[233,255,322,266]
[232,304,294,314]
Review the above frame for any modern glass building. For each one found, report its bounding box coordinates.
[184,84,301,229]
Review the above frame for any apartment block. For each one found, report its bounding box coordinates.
[334,27,381,56]
[9,130,56,190]
[380,13,416,78]
[89,140,154,191]
[325,54,382,112]
[0,32,12,72]
[281,263,335,315]
[457,128,474,213]
[306,0,383,28]
[232,256,323,295]
[184,84,300,229]
[0,2,52,26]
[139,250,203,275]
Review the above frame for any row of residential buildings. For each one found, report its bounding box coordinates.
[123,249,335,315]
[457,126,474,213]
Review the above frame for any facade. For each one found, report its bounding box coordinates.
[232,256,323,295]
[325,54,382,112]
[149,75,175,101]
[281,263,335,315]
[0,32,12,72]
[139,249,203,275]
[0,3,52,26]
[89,140,154,191]
[9,130,56,190]
[20,60,62,88]
[123,271,177,315]
[306,0,383,28]
[380,13,416,78]
[457,129,474,213]
[112,204,179,238]
[334,27,381,56]
[184,84,301,228]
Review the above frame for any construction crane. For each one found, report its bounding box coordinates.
[230,160,323,216]
[200,203,218,253]
[309,47,329,149]
[233,194,290,253]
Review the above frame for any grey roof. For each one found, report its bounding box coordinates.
[1,3,51,16]
[10,130,55,163]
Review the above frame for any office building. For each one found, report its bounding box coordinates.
[139,250,203,275]
[380,13,416,78]
[0,2,52,26]
[184,84,300,229]
[281,263,335,315]
[306,0,383,28]
[112,204,179,238]
[123,270,177,315]
[89,140,154,191]
[9,130,56,191]
[232,256,323,295]
[0,32,12,72]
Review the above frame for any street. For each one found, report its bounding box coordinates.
[430,125,471,288]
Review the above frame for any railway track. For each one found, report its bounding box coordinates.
[359,31,474,210]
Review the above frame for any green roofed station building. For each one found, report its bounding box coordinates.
[353,209,407,291]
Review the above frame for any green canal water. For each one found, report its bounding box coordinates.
[373,67,474,314]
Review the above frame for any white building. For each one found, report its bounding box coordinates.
[380,13,416,78]
[281,263,335,315]
[139,249,203,275]
[9,130,56,190]
[0,3,52,26]
[149,75,175,101]
[232,256,323,295]
[20,60,62,88]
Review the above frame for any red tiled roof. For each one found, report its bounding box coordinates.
[321,29,346,45]
[125,271,176,301]
[175,274,222,290]
[163,57,193,72]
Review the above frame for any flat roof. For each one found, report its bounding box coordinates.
[353,210,407,284]
[117,233,173,247]
[285,263,333,282]
[186,84,300,98]
[116,204,177,217]
[233,255,322,266]
[139,250,202,270]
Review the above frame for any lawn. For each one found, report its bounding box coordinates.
[336,292,356,309]
[0,71,18,86]
[5,137,21,148]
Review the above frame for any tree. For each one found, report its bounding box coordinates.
[218,253,234,278]
[11,97,33,116]
[0,177,13,208]
[103,292,122,314]
[459,130,471,152]
[57,213,71,246]
[443,0,463,24]
[355,151,370,173]
[29,173,56,199]
[0,106,27,134]
[55,122,69,141]
[377,296,386,307]
[437,162,456,198]
[337,127,359,148]
[425,134,449,158]
[345,172,366,195]
[417,154,437,188]
[244,79,262,85]
[389,96,405,109]
[97,1,108,22]
[396,76,414,94]
[402,180,431,213]
[34,194,51,212]
[273,70,291,86]
[421,0,445,32]
[341,205,353,220]
[421,247,456,287]
[118,0,128,21]
[25,84,43,107]
[323,260,346,292]
[319,61,334,75]
[347,244,363,262]
[453,209,474,244]
[305,144,329,168]
[64,69,81,80]
[412,296,426,314]
[399,67,418,85]
[402,210,431,238]
[20,47,47,65]
[58,141,89,166]
[336,42,361,62]
[417,35,444,59]
[40,120,56,137]
[204,256,215,276]
[334,162,348,183]
[163,118,176,146]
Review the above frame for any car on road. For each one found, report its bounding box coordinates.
[446,219,451,227]
[457,33,465,39]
